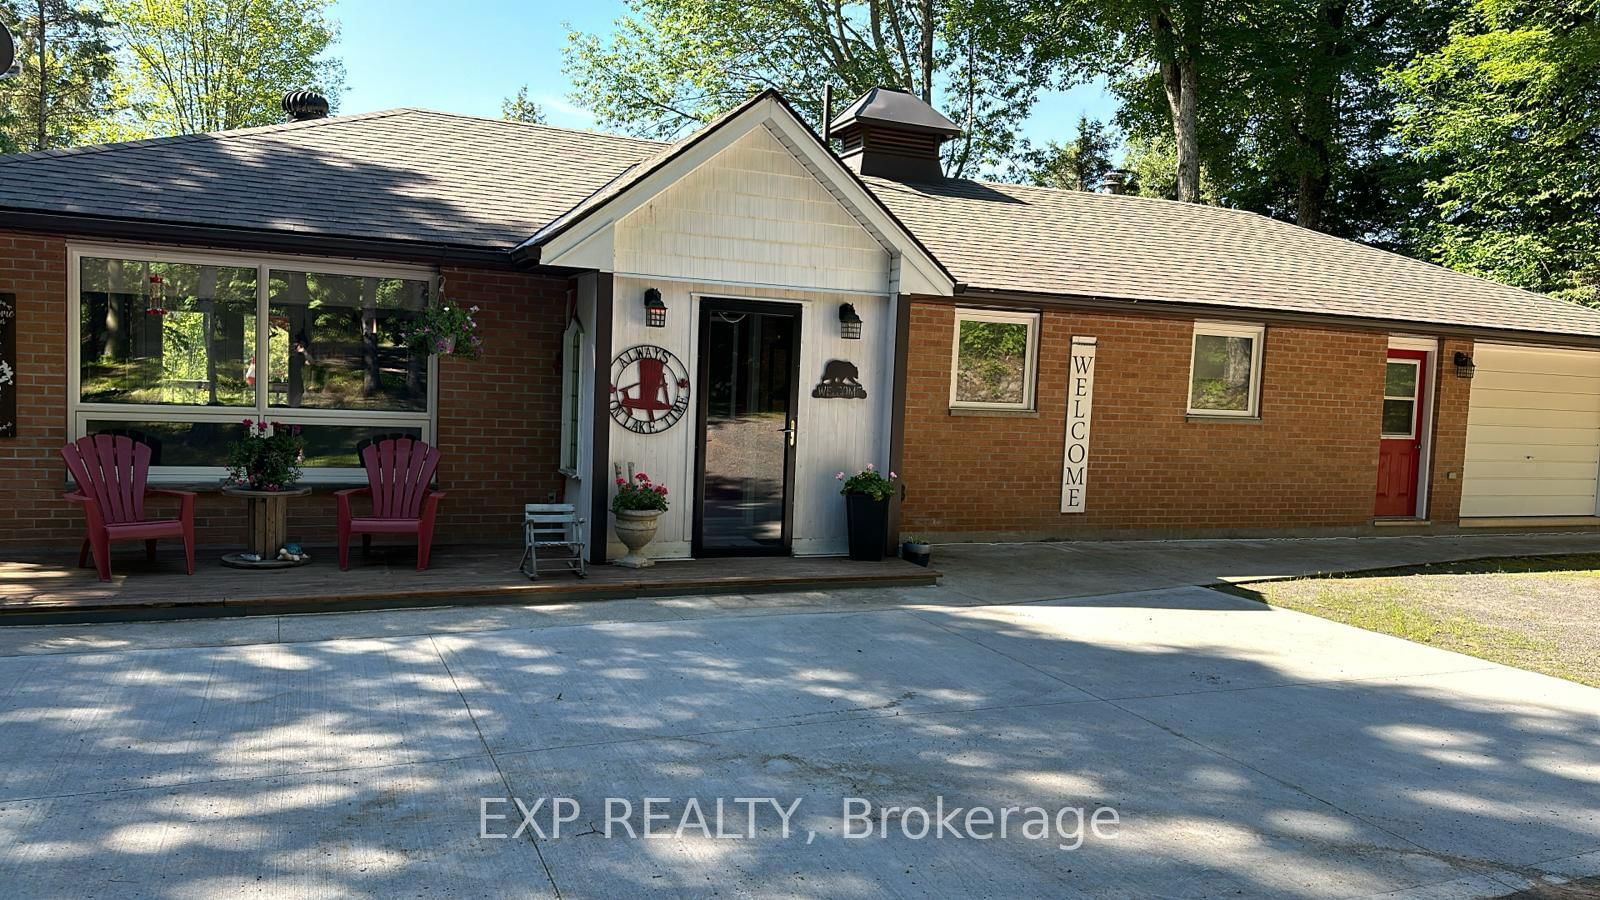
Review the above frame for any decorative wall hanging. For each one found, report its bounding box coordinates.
[1060,336,1097,513]
[610,344,691,434]
[812,359,867,399]
[0,293,15,438]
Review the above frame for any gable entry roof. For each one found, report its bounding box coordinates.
[2,91,1600,340]
[515,89,956,297]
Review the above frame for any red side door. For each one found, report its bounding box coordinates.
[1375,349,1428,517]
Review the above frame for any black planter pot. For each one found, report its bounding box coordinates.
[844,492,889,561]
[901,543,932,567]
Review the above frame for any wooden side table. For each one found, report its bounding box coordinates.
[221,485,313,569]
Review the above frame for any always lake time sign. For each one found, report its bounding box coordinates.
[610,344,691,434]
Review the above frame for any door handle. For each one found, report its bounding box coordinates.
[778,419,796,446]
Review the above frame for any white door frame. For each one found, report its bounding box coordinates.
[1387,335,1439,519]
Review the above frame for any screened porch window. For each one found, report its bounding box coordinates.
[72,248,437,481]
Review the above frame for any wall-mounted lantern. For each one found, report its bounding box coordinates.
[838,302,862,340]
[643,288,667,328]
[1453,351,1476,379]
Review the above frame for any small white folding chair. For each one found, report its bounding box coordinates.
[521,503,586,578]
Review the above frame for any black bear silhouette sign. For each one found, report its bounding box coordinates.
[812,359,867,399]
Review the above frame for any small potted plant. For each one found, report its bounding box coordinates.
[403,301,484,359]
[611,469,669,568]
[901,534,932,567]
[224,420,305,491]
[836,463,897,561]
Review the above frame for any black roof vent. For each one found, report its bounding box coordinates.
[282,90,329,122]
[828,87,960,181]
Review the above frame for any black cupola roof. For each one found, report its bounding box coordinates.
[828,87,960,181]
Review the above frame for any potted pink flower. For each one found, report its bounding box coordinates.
[611,469,669,568]
[837,464,897,561]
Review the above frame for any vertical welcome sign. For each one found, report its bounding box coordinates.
[0,293,15,438]
[1060,336,1096,513]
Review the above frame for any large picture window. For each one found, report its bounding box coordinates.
[949,308,1040,411]
[71,246,437,481]
[1188,322,1265,417]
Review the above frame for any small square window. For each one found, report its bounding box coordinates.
[949,309,1040,411]
[1188,322,1265,417]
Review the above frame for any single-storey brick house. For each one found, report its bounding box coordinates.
[4,88,1600,561]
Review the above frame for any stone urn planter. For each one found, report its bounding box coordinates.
[613,508,664,568]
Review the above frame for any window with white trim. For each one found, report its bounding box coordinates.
[949,308,1040,410]
[559,316,583,474]
[71,246,437,481]
[1187,322,1265,417]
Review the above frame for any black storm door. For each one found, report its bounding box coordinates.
[693,299,801,556]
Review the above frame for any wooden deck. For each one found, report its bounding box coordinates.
[0,544,940,624]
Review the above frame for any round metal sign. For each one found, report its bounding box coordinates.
[609,344,691,434]
[0,23,16,79]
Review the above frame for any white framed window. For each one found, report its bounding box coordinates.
[1187,321,1265,417]
[68,243,438,483]
[559,316,583,474]
[949,308,1040,410]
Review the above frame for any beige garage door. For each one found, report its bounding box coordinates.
[1461,344,1600,517]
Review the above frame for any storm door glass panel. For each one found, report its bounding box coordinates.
[266,271,430,412]
[78,256,258,406]
[701,310,795,552]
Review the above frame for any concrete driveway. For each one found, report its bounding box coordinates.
[0,535,1597,898]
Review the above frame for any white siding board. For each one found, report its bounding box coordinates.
[1461,344,1600,518]
[615,126,890,296]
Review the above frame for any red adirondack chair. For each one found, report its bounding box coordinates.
[60,434,196,582]
[335,437,447,571]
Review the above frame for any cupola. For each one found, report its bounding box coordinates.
[828,87,960,182]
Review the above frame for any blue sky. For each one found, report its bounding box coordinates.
[329,0,1116,146]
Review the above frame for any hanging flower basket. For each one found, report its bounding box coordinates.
[403,302,483,360]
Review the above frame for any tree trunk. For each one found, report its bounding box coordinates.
[1156,8,1202,204]
[918,0,935,103]
[361,278,380,397]
[35,0,47,151]
[1163,55,1200,203]
[1295,0,1349,232]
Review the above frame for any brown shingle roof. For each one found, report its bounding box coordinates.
[867,177,1600,339]
[0,108,661,249]
[4,105,1599,339]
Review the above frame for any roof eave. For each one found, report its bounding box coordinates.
[953,285,1600,349]
[2,208,520,269]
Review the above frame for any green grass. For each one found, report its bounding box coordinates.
[1220,554,1600,688]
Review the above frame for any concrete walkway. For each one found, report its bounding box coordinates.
[0,533,1596,897]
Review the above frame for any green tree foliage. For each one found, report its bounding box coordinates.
[1019,114,1114,190]
[104,0,344,135]
[501,85,547,124]
[562,0,1052,176]
[1390,0,1600,305]
[0,0,117,153]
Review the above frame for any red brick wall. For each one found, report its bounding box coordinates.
[0,232,569,553]
[900,300,1420,539]
[1428,337,1474,522]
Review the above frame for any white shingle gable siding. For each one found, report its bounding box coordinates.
[614,125,890,294]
